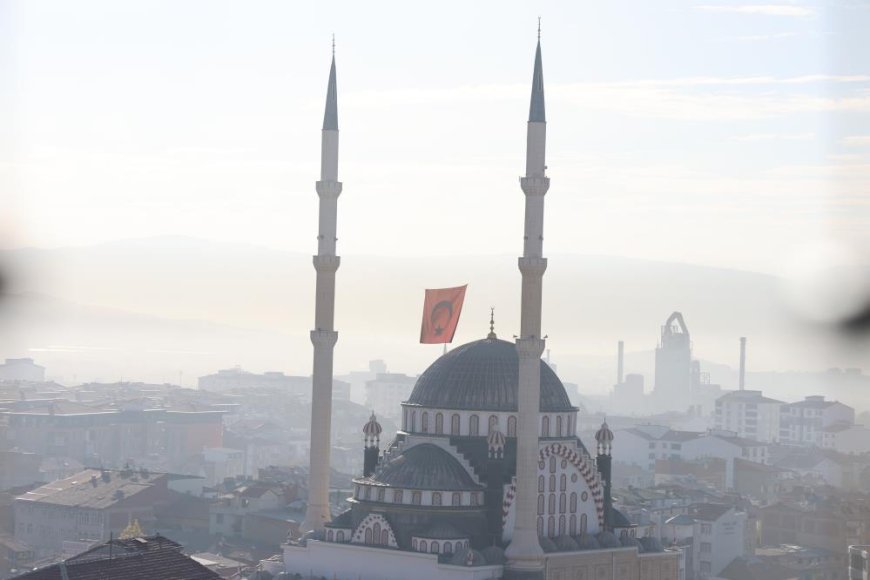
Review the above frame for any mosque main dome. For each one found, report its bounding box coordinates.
[406,337,575,412]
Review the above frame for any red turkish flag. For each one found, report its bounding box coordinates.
[420,285,467,344]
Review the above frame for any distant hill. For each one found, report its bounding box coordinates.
[1,237,867,408]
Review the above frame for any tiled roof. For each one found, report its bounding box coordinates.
[687,502,733,522]
[12,536,220,580]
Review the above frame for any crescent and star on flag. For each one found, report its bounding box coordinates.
[419,285,468,344]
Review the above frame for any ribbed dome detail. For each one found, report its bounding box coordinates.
[406,338,574,412]
[366,444,481,491]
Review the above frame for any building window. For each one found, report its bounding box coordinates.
[451,414,460,435]
[581,513,587,534]
[431,542,439,554]
[700,542,711,553]
[569,514,577,535]
[701,523,712,535]
[469,415,479,436]
[420,540,427,552]
[377,488,385,502]
[537,494,545,515]
[549,475,556,492]
[548,516,555,537]
[549,493,556,515]
[373,523,381,542]
[365,528,373,544]
[489,415,499,435]
[550,457,557,474]
[560,474,567,491]
[508,416,517,437]
[432,492,442,506]
[422,412,429,433]
[538,475,545,493]
[559,493,566,513]
[337,531,344,542]
[412,491,422,505]
[452,492,461,506]
[537,517,544,536]
[570,492,577,513]
[557,416,563,436]
[444,541,453,554]
[410,411,416,432]
[394,490,403,503]
[470,492,480,506]
[435,413,443,434]
[542,416,550,437]
[364,486,371,500]
[413,538,418,550]
[559,515,566,535]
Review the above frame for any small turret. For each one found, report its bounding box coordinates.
[594,420,614,456]
[362,412,382,477]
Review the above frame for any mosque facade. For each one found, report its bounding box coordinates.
[275,32,681,580]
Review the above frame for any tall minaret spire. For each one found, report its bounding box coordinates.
[505,25,549,579]
[302,43,342,533]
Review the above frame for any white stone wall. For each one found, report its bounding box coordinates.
[401,406,576,439]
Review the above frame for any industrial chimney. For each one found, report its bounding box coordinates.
[739,337,747,390]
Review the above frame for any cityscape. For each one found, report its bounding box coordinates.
[2,1,870,580]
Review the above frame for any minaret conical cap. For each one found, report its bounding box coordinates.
[323,55,338,130]
[528,39,545,123]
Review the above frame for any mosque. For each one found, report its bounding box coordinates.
[272,30,681,580]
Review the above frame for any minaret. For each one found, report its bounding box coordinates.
[595,421,615,530]
[302,43,342,533]
[505,23,549,578]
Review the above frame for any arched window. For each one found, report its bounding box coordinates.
[548,516,555,537]
[382,530,389,545]
[410,411,416,432]
[549,475,556,492]
[538,475,545,493]
[435,413,443,434]
[507,416,517,437]
[413,539,418,550]
[431,542,439,554]
[337,531,345,542]
[567,415,574,435]
[470,492,480,506]
[559,493,566,513]
[569,514,577,535]
[557,416,563,436]
[422,412,429,433]
[559,515,566,535]
[549,457,557,473]
[412,491,422,505]
[537,494,545,515]
[420,540,427,553]
[488,415,498,435]
[537,517,544,536]
[365,528,373,544]
[378,488,385,502]
[580,513,588,534]
[432,492,442,506]
[456,541,463,553]
[560,474,567,491]
[373,523,381,542]
[327,530,334,541]
[469,415,479,436]
[394,490,403,503]
[542,416,550,437]
[364,486,371,500]
[570,492,577,513]
[452,492,461,506]
[444,542,453,554]
[548,493,556,515]
[451,414,460,435]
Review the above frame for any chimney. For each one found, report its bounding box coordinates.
[739,337,747,390]
[617,340,624,385]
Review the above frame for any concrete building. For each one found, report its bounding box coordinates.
[612,425,702,471]
[208,483,284,538]
[0,359,45,383]
[850,545,870,580]
[779,396,855,447]
[364,372,417,421]
[681,431,769,489]
[198,368,309,397]
[822,423,870,454]
[653,313,693,407]
[714,390,784,443]
[14,469,176,557]
[685,503,748,579]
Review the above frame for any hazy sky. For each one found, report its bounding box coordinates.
[2,0,869,274]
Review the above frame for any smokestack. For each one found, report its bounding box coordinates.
[739,337,747,390]
[617,340,624,385]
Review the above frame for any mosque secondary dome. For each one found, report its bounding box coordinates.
[365,443,482,490]
[406,337,575,412]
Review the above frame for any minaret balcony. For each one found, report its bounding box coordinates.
[518,256,547,277]
[313,255,341,272]
[515,336,546,358]
[316,180,343,199]
[520,176,550,197]
[310,329,338,347]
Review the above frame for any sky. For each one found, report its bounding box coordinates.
[1,0,868,276]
